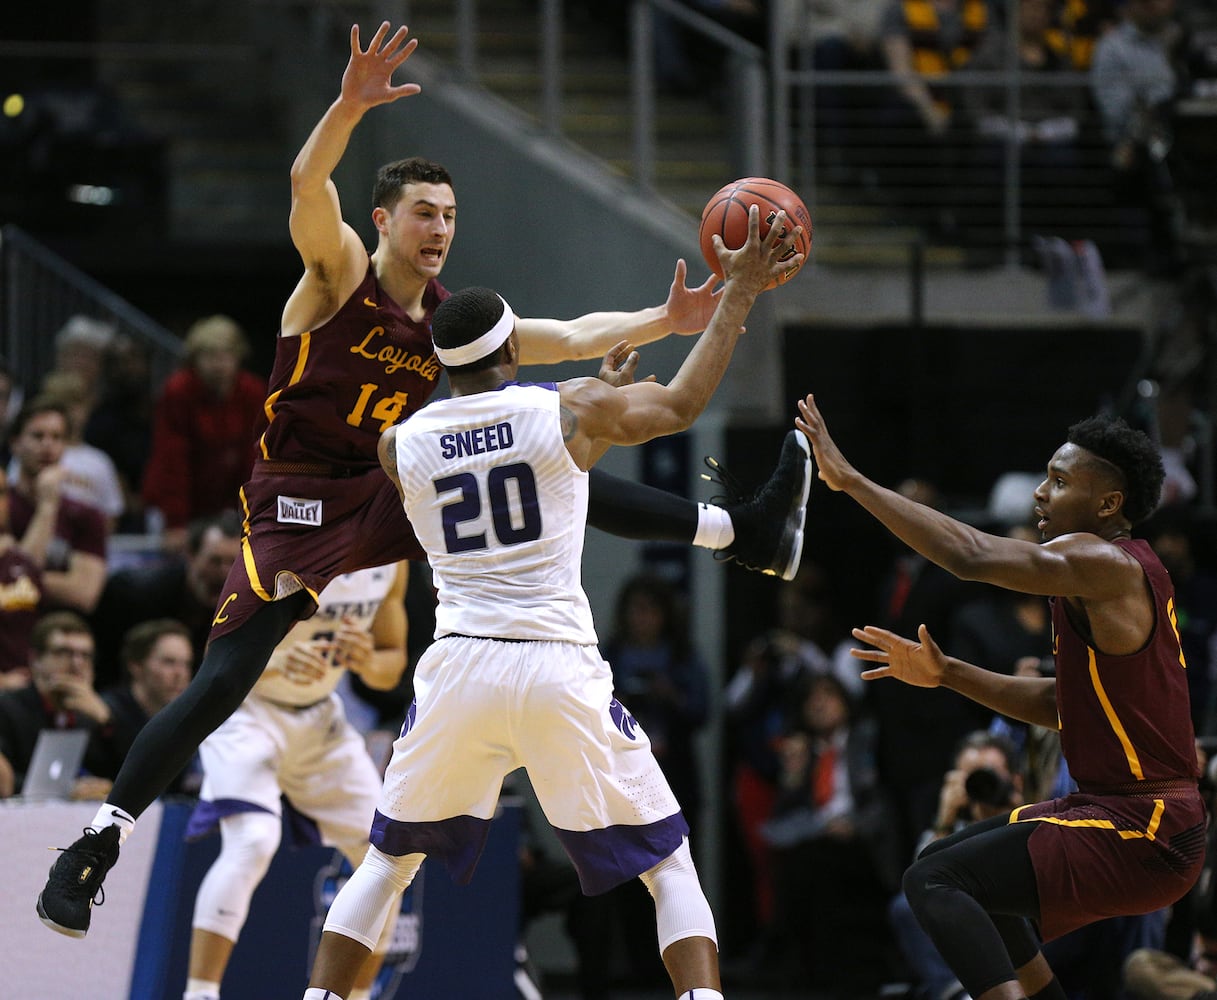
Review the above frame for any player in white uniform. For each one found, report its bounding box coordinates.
[298,205,806,1000]
[184,561,408,1000]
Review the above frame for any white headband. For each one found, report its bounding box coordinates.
[434,294,514,367]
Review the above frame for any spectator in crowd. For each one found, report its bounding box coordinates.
[723,565,841,957]
[722,559,859,957]
[600,572,712,989]
[83,335,156,533]
[778,0,888,177]
[954,501,1070,803]
[1090,0,1187,271]
[779,561,862,697]
[87,618,194,795]
[866,478,989,859]
[6,397,108,614]
[1123,947,1217,1000]
[990,654,1075,805]
[960,0,1088,240]
[887,730,1023,1000]
[604,573,710,837]
[141,315,266,554]
[948,523,1055,739]
[35,370,126,529]
[51,315,115,419]
[762,671,903,995]
[0,353,21,463]
[0,463,50,688]
[90,510,242,688]
[0,611,111,798]
[875,0,991,229]
[1045,0,1122,70]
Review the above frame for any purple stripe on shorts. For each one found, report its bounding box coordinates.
[184,797,276,841]
[553,812,689,895]
[283,797,324,848]
[370,810,492,885]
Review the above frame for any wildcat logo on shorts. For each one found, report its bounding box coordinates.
[400,699,418,739]
[277,496,322,525]
[314,853,424,996]
[608,698,639,741]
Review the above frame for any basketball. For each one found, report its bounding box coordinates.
[699,177,812,290]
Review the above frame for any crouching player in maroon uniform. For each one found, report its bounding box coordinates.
[797,396,1205,1000]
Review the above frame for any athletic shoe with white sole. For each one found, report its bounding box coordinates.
[706,429,813,581]
[36,824,121,938]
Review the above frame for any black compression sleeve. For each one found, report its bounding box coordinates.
[107,591,312,817]
[585,467,699,543]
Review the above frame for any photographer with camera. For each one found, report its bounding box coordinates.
[891,731,1023,1000]
[928,732,1023,844]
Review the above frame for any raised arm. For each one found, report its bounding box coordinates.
[560,207,802,466]
[19,466,63,567]
[515,259,721,365]
[794,394,1140,601]
[283,22,421,337]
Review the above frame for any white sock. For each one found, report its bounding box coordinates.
[303,989,344,1000]
[183,978,220,1000]
[692,503,734,550]
[680,991,725,1000]
[91,803,136,845]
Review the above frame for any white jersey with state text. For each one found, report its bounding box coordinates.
[254,563,397,706]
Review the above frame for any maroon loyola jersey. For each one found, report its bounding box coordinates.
[1053,538,1199,789]
[254,267,449,470]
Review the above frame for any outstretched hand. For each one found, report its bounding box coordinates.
[664,259,722,336]
[794,393,858,493]
[850,623,947,688]
[598,340,655,387]
[342,22,421,110]
[713,205,805,297]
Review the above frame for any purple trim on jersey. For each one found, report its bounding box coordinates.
[184,797,275,841]
[283,798,324,848]
[553,812,690,895]
[498,380,558,392]
[370,810,492,885]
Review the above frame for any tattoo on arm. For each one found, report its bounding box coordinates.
[560,406,577,442]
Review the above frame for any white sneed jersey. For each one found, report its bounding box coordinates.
[395,381,596,644]
[254,563,397,706]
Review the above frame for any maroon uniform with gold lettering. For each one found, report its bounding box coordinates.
[1012,539,1206,939]
[0,545,42,673]
[210,265,447,638]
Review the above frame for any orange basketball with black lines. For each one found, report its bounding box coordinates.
[699,177,812,290]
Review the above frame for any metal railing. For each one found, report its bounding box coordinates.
[406,0,769,192]
[0,225,183,398]
[395,0,1211,273]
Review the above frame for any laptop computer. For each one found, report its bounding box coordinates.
[21,729,90,800]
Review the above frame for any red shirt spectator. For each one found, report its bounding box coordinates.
[141,315,267,550]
